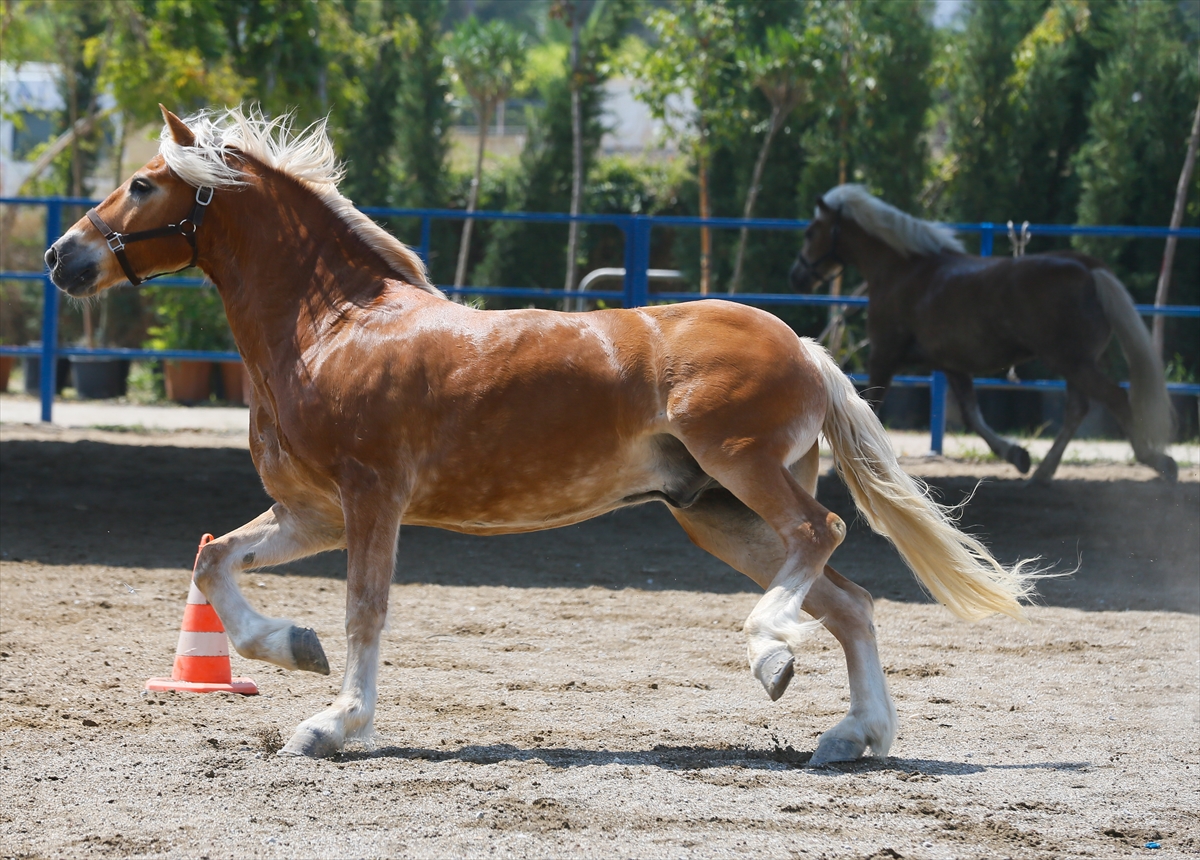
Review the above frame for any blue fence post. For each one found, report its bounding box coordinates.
[979,222,994,257]
[623,215,651,308]
[40,200,62,423]
[929,370,948,456]
[419,216,431,266]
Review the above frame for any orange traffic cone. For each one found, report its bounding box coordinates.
[146,534,258,695]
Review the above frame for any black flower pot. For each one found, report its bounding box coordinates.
[70,356,130,399]
[22,344,71,395]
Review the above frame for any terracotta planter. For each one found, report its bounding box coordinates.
[0,355,13,393]
[164,360,213,403]
[219,360,252,405]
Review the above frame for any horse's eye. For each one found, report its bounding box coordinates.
[130,177,152,195]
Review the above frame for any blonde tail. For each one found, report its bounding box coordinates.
[805,338,1040,621]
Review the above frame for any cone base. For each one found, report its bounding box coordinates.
[145,676,258,695]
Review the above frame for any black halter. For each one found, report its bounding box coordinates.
[794,209,845,292]
[86,186,213,286]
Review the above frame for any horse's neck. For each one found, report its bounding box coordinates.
[840,223,905,295]
[199,177,395,367]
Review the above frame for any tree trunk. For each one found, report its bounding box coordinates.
[1152,92,1200,358]
[111,112,127,188]
[698,147,711,296]
[729,105,782,293]
[454,101,492,288]
[564,5,584,310]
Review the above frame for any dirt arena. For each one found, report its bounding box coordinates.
[1,424,1197,859]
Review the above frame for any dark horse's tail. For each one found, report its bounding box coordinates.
[1091,268,1174,457]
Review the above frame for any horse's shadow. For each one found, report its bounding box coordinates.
[326,742,1088,776]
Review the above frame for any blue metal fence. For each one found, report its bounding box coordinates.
[2,196,1198,450]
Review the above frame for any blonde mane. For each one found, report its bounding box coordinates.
[159,107,439,295]
[823,184,964,257]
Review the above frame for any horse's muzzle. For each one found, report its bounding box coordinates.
[46,236,102,297]
[789,255,815,293]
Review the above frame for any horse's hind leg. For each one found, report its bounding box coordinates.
[682,448,845,698]
[194,504,343,674]
[1066,363,1178,481]
[1029,383,1089,484]
[669,447,896,762]
[946,370,1031,473]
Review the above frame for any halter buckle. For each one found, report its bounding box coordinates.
[195,186,214,207]
[106,234,126,253]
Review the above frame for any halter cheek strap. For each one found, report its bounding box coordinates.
[795,210,845,292]
[86,186,213,286]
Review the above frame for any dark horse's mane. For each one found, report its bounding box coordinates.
[824,184,965,258]
[159,106,442,297]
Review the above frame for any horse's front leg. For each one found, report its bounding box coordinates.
[945,370,1031,473]
[1029,382,1089,484]
[194,504,343,673]
[280,481,403,758]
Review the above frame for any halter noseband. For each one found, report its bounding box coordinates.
[794,209,845,292]
[86,185,213,286]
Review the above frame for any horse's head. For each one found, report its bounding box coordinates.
[789,196,844,293]
[46,107,210,297]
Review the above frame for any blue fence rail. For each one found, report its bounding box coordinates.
[2,196,1198,451]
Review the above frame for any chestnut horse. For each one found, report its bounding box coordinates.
[790,184,1176,484]
[47,108,1037,764]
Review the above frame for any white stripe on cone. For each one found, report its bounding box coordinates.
[176,630,230,657]
[186,581,208,605]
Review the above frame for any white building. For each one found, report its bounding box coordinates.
[1,62,119,198]
[0,62,64,196]
[600,77,688,156]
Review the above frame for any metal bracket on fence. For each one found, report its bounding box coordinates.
[1007,220,1032,257]
[577,268,685,293]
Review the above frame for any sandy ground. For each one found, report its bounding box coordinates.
[1,425,1197,859]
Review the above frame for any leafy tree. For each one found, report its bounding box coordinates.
[339,3,420,206]
[1073,0,1200,373]
[938,0,1049,225]
[473,0,633,295]
[728,23,819,293]
[996,0,1104,230]
[634,0,741,294]
[853,0,935,213]
[95,0,245,126]
[392,0,453,211]
[444,16,525,286]
[214,1,343,125]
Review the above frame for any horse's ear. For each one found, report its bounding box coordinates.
[816,197,831,213]
[160,105,196,147]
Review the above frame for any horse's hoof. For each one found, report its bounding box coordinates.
[1026,469,1053,487]
[278,725,340,759]
[753,649,795,702]
[1007,446,1032,474]
[290,626,329,675]
[1158,455,1178,484]
[809,736,866,766]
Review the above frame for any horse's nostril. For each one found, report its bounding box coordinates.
[45,246,59,269]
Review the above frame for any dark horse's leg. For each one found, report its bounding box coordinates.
[1063,363,1178,482]
[945,370,1031,473]
[1029,383,1090,484]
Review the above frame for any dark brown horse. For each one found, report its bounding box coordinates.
[47,108,1039,764]
[790,184,1176,484]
